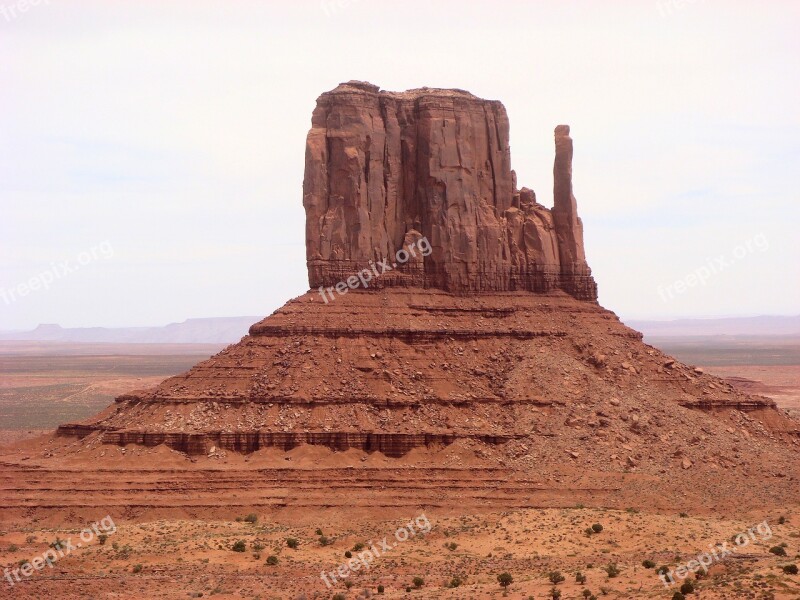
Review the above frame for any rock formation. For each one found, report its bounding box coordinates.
[7,82,797,521]
[304,81,597,300]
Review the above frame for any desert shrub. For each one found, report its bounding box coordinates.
[605,563,620,578]
[344,580,353,589]
[680,580,694,594]
[550,587,562,599]
[344,550,352,558]
[497,572,514,588]
[575,571,586,584]
[412,576,424,588]
[132,564,142,573]
[449,576,463,587]
[778,516,786,525]
[642,559,656,568]
[319,536,330,546]
[377,584,384,593]
[286,538,299,549]
[585,527,595,536]
[672,593,685,600]
[231,540,247,552]
[548,570,565,584]
[657,565,670,575]
[591,523,604,533]
[266,555,278,565]
[8,544,18,552]
[252,542,265,552]
[332,595,345,600]
[770,546,788,556]
[445,541,458,551]
[243,513,258,524]
[98,534,108,546]
[315,528,323,536]
[353,542,365,551]
[783,564,798,574]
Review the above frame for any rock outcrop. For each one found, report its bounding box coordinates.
[30,82,798,522]
[304,81,597,300]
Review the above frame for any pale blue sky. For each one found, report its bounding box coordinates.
[1,0,798,328]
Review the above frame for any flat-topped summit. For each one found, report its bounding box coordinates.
[304,82,597,299]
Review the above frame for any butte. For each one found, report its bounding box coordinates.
[2,81,798,521]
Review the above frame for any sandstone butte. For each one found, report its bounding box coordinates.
[1,81,798,522]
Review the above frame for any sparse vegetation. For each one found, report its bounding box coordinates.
[783,564,798,575]
[770,545,787,556]
[286,538,299,549]
[548,570,565,584]
[604,563,620,578]
[412,576,424,588]
[231,540,247,552]
[132,564,142,573]
[591,523,604,533]
[319,535,331,546]
[266,555,278,565]
[243,513,258,524]
[680,580,694,594]
[642,559,656,569]
[497,572,514,588]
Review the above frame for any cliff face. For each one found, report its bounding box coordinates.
[304,81,597,300]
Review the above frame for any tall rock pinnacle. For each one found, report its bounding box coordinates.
[303,81,597,299]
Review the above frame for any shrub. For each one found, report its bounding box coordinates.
[497,572,514,588]
[605,563,620,578]
[550,587,562,599]
[778,516,786,525]
[412,576,424,588]
[315,528,323,536]
[548,571,565,584]
[770,546,788,557]
[319,536,330,546]
[583,589,592,598]
[591,523,604,533]
[332,595,345,600]
[446,542,458,551]
[252,542,265,552]
[575,571,586,584]
[266,555,278,566]
[783,564,798,575]
[98,534,108,546]
[231,540,247,552]
[672,593,685,600]
[353,542,365,551]
[657,565,671,575]
[243,513,258,524]
[8,544,18,552]
[377,584,384,593]
[680,580,694,594]
[132,564,142,573]
[449,576,462,587]
[344,580,353,589]
[286,538,299,549]
[642,559,656,569]
[344,551,352,558]
[585,527,595,536]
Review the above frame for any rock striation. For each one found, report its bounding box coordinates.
[304,81,597,300]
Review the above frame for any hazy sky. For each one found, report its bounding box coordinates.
[1,0,798,329]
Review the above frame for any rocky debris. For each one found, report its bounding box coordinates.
[303,81,597,300]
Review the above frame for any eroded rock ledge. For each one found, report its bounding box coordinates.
[304,81,597,300]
